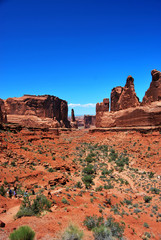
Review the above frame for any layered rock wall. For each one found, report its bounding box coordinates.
[3,95,70,128]
[0,99,7,124]
[96,70,161,128]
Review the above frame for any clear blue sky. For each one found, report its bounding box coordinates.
[1,0,161,115]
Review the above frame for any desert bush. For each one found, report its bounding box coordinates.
[62,224,83,240]
[48,167,54,172]
[82,175,94,189]
[84,215,104,230]
[148,172,154,178]
[9,225,35,240]
[150,187,160,194]
[123,198,132,205]
[82,164,95,175]
[0,185,6,196]
[61,197,70,205]
[75,181,83,189]
[144,196,152,203]
[93,225,112,240]
[84,215,125,239]
[143,222,149,228]
[16,194,51,218]
[95,186,103,192]
[109,149,118,162]
[85,154,95,163]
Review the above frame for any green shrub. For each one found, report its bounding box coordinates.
[75,181,83,189]
[83,164,95,175]
[82,175,94,189]
[62,224,83,240]
[9,225,35,240]
[61,197,70,205]
[16,194,51,218]
[93,225,112,240]
[123,198,132,205]
[48,168,54,172]
[84,215,104,230]
[143,222,149,228]
[150,187,160,194]
[85,154,95,163]
[95,186,103,192]
[144,196,152,203]
[0,185,6,196]
[148,172,154,178]
[84,215,124,239]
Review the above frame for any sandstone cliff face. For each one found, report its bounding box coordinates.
[96,98,109,112]
[4,95,70,128]
[96,102,161,128]
[111,76,140,111]
[0,99,7,124]
[142,69,161,105]
[84,115,96,128]
[96,70,161,128]
[111,87,123,111]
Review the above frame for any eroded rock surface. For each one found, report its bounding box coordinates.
[142,69,161,105]
[4,95,70,128]
[0,99,7,124]
[96,70,161,128]
[111,76,140,111]
[70,109,78,129]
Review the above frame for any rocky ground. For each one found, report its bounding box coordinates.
[0,127,161,239]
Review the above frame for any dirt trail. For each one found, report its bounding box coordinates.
[0,205,20,224]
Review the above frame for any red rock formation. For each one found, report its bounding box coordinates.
[111,76,140,111]
[96,102,161,128]
[0,99,7,124]
[84,115,96,128]
[4,95,70,128]
[96,98,109,112]
[111,87,123,111]
[70,109,78,129]
[96,70,161,128]
[71,109,75,122]
[142,69,161,105]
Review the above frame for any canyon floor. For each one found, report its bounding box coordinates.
[0,127,161,239]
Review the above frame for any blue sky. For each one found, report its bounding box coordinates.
[1,0,161,115]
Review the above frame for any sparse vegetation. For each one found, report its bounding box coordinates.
[16,194,51,218]
[62,224,83,240]
[9,225,35,240]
